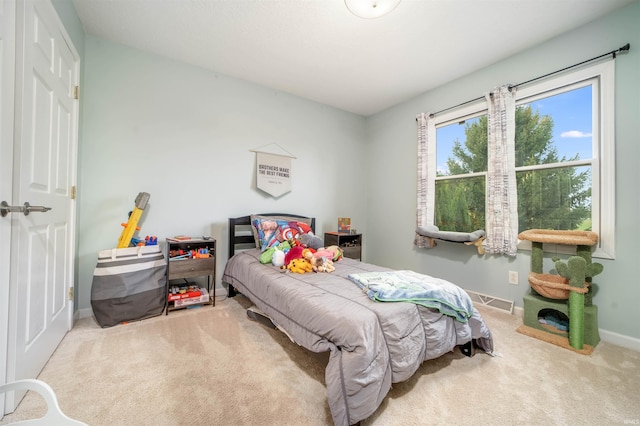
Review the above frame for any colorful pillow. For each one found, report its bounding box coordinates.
[250,215,313,251]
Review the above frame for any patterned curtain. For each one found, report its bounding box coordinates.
[415,113,436,248]
[484,86,518,256]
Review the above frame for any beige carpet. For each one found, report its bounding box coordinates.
[1,295,639,426]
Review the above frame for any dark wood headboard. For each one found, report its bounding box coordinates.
[226,213,316,297]
[227,213,316,259]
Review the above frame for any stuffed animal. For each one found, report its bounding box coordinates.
[302,249,316,269]
[302,248,314,261]
[314,248,334,260]
[300,233,324,250]
[313,256,335,273]
[302,249,335,273]
[324,245,344,262]
[284,246,305,266]
[259,241,291,264]
[272,250,285,267]
[287,258,313,274]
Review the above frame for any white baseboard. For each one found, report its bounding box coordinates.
[79,307,93,319]
[513,305,523,318]
[599,329,640,352]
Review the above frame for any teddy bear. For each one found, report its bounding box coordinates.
[287,258,313,274]
[313,256,335,273]
[302,249,335,273]
[302,248,314,261]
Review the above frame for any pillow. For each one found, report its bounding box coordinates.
[250,215,313,251]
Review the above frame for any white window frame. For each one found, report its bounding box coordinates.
[430,60,615,259]
[514,60,615,259]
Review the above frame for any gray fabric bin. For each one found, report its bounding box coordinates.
[91,245,167,327]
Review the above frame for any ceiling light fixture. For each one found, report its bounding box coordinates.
[344,0,401,19]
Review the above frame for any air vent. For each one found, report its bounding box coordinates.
[465,290,514,314]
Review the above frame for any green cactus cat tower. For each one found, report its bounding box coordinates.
[517,229,603,354]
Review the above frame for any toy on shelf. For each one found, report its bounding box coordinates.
[130,236,158,247]
[518,229,604,352]
[117,192,150,248]
[168,247,210,260]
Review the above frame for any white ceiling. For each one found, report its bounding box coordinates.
[72,0,634,116]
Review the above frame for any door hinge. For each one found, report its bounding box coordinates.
[70,185,76,200]
[74,85,79,100]
[68,287,74,300]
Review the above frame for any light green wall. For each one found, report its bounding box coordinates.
[365,1,640,344]
[54,0,639,346]
[76,36,368,311]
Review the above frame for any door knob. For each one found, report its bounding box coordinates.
[1,201,52,217]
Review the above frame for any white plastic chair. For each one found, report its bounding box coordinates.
[0,379,87,425]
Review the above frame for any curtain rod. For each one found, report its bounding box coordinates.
[421,43,630,120]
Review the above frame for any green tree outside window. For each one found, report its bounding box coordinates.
[435,100,591,233]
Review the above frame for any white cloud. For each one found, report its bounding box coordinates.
[561,130,592,138]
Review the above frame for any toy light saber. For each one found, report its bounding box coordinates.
[117,192,150,248]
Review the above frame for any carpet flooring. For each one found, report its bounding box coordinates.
[1,294,639,425]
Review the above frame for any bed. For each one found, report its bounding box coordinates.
[222,214,494,426]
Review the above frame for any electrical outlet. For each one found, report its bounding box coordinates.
[508,271,519,285]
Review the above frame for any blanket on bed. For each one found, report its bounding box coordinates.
[222,250,494,426]
[347,270,474,323]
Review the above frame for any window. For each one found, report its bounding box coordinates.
[435,114,487,233]
[430,61,615,258]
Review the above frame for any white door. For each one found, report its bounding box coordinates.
[0,0,17,417]
[4,0,79,412]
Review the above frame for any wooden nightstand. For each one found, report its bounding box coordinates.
[324,232,362,260]
[166,238,216,313]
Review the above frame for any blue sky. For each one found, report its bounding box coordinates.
[528,85,592,160]
[436,85,593,175]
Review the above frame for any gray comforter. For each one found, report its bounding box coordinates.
[222,250,494,425]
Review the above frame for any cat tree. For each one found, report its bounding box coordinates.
[518,229,603,352]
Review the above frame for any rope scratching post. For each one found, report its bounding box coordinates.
[518,229,603,350]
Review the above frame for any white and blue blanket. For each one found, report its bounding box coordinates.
[348,270,474,323]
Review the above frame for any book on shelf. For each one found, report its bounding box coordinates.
[168,290,203,301]
[172,288,210,307]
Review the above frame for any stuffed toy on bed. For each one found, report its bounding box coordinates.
[259,241,291,265]
[324,245,343,262]
[300,233,324,250]
[272,250,285,267]
[287,258,313,274]
[284,246,305,266]
[303,249,335,273]
[313,256,335,273]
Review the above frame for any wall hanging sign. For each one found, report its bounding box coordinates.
[250,144,296,197]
